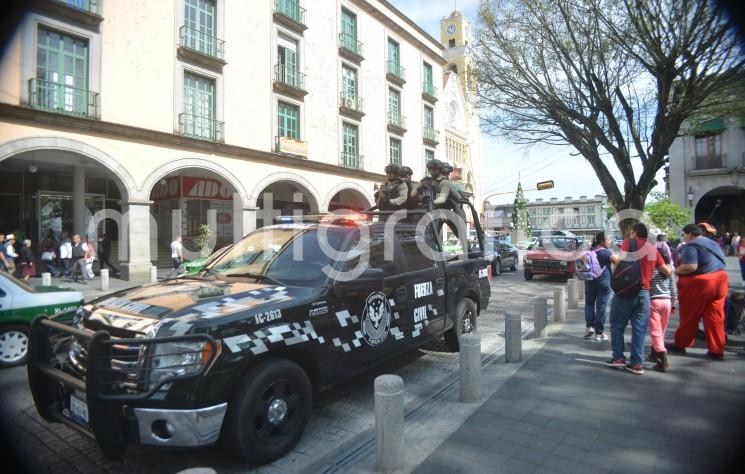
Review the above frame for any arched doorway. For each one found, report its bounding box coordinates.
[695,186,745,233]
[255,180,319,228]
[328,188,372,212]
[148,168,240,265]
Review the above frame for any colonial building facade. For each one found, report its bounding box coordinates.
[0,0,467,280]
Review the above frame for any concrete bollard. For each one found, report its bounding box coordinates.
[100,269,109,291]
[150,266,158,283]
[578,279,585,300]
[567,279,578,309]
[534,296,548,338]
[553,288,566,322]
[375,375,405,472]
[505,312,522,363]
[41,272,52,286]
[459,333,481,402]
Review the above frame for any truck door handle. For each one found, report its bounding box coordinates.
[396,287,408,300]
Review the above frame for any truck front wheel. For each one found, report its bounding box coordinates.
[444,298,478,351]
[223,358,312,465]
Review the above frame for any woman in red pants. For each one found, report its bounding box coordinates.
[668,224,728,359]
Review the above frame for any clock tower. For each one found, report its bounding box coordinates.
[440,10,476,95]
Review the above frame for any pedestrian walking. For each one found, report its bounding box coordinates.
[19,239,37,282]
[59,232,72,277]
[83,237,96,279]
[606,223,671,375]
[646,240,677,372]
[69,234,88,284]
[40,231,61,277]
[170,236,183,276]
[0,234,9,272]
[669,224,729,359]
[97,233,119,275]
[3,234,18,275]
[581,231,613,341]
[723,232,733,256]
[737,235,745,286]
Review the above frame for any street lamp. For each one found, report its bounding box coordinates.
[687,189,694,207]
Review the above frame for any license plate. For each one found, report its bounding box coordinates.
[70,394,89,425]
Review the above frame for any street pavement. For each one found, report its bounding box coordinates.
[3,257,743,473]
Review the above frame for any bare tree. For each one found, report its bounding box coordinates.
[476,0,744,226]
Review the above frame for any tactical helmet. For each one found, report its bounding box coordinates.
[426,159,443,170]
[384,163,401,175]
[441,163,454,173]
[401,166,413,177]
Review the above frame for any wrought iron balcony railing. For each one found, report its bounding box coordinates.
[423,127,439,142]
[423,82,438,99]
[274,64,307,90]
[179,25,225,60]
[386,61,406,81]
[56,0,102,15]
[340,152,363,169]
[694,154,725,170]
[178,113,224,142]
[387,111,406,129]
[339,33,363,56]
[274,0,306,26]
[28,78,99,119]
[339,91,363,113]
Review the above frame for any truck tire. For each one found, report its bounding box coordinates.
[524,269,533,280]
[444,298,478,352]
[223,358,312,465]
[0,324,29,368]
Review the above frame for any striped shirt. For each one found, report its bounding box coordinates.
[650,268,677,303]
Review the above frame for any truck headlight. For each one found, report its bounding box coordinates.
[560,260,569,266]
[148,341,219,387]
[525,259,532,264]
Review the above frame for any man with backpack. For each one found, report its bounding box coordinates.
[668,224,728,359]
[606,223,671,375]
[576,232,613,341]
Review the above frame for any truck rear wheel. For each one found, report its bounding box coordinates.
[223,358,312,465]
[445,298,478,351]
[524,269,533,280]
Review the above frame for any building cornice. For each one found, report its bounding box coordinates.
[350,0,447,66]
[0,103,385,182]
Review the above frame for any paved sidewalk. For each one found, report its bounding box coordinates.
[413,307,745,474]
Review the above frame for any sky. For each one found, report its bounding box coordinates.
[392,0,667,207]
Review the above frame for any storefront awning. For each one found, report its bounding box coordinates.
[691,117,726,135]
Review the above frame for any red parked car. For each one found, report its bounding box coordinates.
[523,236,580,280]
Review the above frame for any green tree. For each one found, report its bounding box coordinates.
[643,191,690,235]
[511,182,532,241]
[195,224,212,259]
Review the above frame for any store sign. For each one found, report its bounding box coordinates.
[151,176,232,201]
[276,136,308,157]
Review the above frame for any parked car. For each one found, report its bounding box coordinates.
[523,236,579,280]
[484,238,519,275]
[28,208,491,465]
[0,273,82,367]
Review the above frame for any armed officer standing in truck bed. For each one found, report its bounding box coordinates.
[375,164,409,211]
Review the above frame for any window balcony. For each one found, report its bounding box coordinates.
[273,64,308,99]
[694,154,725,170]
[387,112,407,134]
[423,127,439,146]
[273,0,307,33]
[340,152,364,170]
[178,113,224,142]
[422,82,438,103]
[28,78,99,119]
[339,92,364,119]
[178,25,226,70]
[38,0,103,26]
[386,61,406,86]
[338,33,364,63]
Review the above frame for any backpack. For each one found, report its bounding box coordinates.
[611,239,642,297]
[575,249,603,280]
[71,244,86,259]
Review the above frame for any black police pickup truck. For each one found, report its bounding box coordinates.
[28,210,490,465]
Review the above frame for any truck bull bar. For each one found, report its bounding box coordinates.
[27,316,219,458]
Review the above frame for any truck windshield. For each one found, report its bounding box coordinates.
[202,227,350,286]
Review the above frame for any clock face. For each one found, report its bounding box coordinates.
[447,24,456,35]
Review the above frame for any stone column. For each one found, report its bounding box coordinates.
[72,166,86,235]
[120,201,153,281]
[241,207,258,238]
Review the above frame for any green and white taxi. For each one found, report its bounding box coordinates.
[0,273,82,367]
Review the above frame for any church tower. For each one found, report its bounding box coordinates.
[440,10,476,95]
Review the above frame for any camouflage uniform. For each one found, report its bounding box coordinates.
[376,164,409,211]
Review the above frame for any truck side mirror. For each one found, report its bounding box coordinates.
[332,268,385,299]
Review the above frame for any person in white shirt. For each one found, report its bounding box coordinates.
[170,236,183,276]
[59,232,73,277]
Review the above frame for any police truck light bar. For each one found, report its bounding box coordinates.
[536,180,555,190]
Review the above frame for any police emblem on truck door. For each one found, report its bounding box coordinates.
[362,291,391,346]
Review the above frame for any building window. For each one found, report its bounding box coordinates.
[33,27,93,117]
[388,87,401,123]
[424,105,434,129]
[389,137,402,165]
[277,34,300,88]
[423,61,435,96]
[340,8,359,52]
[183,0,218,57]
[387,38,401,76]
[278,101,300,139]
[181,72,221,141]
[341,122,360,169]
[424,148,435,176]
[694,134,723,169]
[342,65,357,101]
[448,38,455,47]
